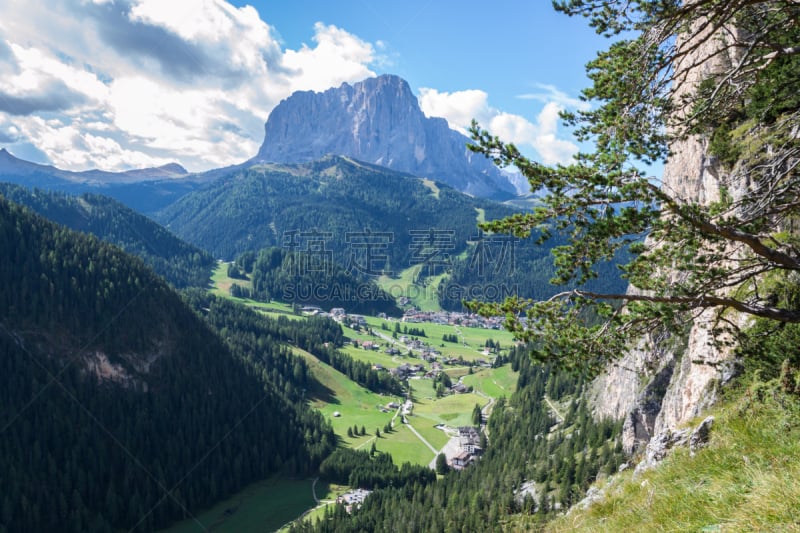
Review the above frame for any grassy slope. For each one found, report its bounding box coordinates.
[292,347,440,466]
[292,347,399,444]
[461,365,519,399]
[539,378,800,532]
[362,315,517,362]
[411,393,487,428]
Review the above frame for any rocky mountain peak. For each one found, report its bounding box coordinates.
[252,74,517,199]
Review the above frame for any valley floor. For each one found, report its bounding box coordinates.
[162,266,521,532]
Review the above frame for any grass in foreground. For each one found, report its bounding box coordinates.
[542,377,800,532]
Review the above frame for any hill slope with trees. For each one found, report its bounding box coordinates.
[156,155,496,265]
[0,183,214,288]
[0,197,334,532]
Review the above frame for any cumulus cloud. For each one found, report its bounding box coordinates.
[0,0,576,177]
[418,88,493,133]
[0,42,109,117]
[419,86,583,166]
[282,23,377,93]
[0,0,378,171]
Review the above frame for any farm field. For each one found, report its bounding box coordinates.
[408,418,450,451]
[373,423,437,466]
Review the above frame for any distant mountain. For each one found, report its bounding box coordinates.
[155,155,513,264]
[0,148,188,183]
[0,148,198,214]
[0,182,214,288]
[252,75,518,200]
[0,196,334,532]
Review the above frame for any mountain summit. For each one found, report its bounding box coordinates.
[252,75,517,199]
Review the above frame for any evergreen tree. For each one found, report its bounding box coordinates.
[435,453,449,475]
[472,403,483,426]
[466,0,800,373]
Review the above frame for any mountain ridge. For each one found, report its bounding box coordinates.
[155,154,510,262]
[0,147,188,183]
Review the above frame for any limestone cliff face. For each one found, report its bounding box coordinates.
[252,75,517,199]
[590,20,747,457]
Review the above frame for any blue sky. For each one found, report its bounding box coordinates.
[0,1,609,173]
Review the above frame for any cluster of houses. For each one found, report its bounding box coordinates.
[401,309,505,330]
[336,488,372,513]
[315,307,498,396]
[318,304,505,332]
[388,363,426,379]
[451,426,483,470]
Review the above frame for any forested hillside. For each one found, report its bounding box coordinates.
[183,291,404,396]
[229,247,402,316]
[0,183,214,288]
[0,197,334,532]
[156,155,502,264]
[438,235,630,311]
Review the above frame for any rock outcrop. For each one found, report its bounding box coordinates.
[252,74,518,199]
[590,19,747,459]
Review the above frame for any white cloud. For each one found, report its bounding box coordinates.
[282,23,376,93]
[0,0,379,171]
[419,87,582,166]
[517,83,591,111]
[418,88,492,133]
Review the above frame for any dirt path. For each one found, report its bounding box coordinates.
[405,421,438,455]
[543,395,564,423]
[311,477,320,504]
[354,436,376,450]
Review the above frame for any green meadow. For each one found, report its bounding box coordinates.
[292,347,399,445]
[411,393,487,428]
[461,365,519,399]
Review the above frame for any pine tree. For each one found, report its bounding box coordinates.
[466,0,800,374]
[435,453,449,475]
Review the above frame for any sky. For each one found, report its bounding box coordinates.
[0,0,610,173]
